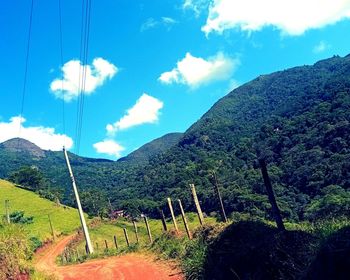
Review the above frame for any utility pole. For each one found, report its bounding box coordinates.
[63,147,94,254]
[259,159,285,231]
[210,172,228,223]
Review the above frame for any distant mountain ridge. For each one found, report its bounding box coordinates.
[0,138,45,158]
[118,133,183,163]
[0,131,184,191]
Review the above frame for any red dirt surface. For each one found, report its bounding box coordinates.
[34,235,183,280]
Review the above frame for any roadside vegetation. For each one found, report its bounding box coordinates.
[0,180,84,279]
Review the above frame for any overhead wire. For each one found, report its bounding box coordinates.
[75,0,92,155]
[58,0,66,145]
[74,0,86,154]
[18,0,34,142]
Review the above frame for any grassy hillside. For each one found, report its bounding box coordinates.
[0,179,83,241]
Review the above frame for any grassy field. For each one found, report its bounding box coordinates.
[0,179,84,241]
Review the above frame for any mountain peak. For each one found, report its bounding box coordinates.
[0,138,45,158]
[118,132,183,163]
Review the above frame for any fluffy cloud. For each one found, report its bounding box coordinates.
[106,93,163,134]
[313,41,330,53]
[202,0,350,36]
[50,57,118,101]
[183,0,210,17]
[158,52,238,88]
[93,139,125,158]
[0,116,73,150]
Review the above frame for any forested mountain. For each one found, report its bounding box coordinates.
[118,133,183,163]
[106,54,350,220]
[1,54,350,221]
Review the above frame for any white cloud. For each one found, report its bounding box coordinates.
[202,0,350,36]
[313,40,330,53]
[162,17,177,25]
[141,17,177,32]
[0,116,73,151]
[93,139,125,158]
[106,93,164,134]
[94,93,163,158]
[141,18,159,32]
[50,57,118,102]
[183,0,210,17]
[158,52,238,88]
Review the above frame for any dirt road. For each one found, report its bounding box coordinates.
[34,235,183,280]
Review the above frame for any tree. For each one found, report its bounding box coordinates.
[9,166,45,191]
[304,185,350,220]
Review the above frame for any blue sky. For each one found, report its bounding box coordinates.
[1,0,350,160]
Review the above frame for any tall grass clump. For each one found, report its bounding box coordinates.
[0,224,32,280]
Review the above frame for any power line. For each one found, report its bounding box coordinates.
[18,0,34,139]
[58,0,66,140]
[75,0,92,155]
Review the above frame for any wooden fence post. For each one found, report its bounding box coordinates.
[210,172,228,223]
[144,216,153,243]
[259,159,285,231]
[123,228,130,247]
[189,184,204,225]
[48,214,55,241]
[5,200,10,224]
[159,209,168,232]
[167,197,179,233]
[104,240,109,251]
[178,199,192,239]
[133,221,139,243]
[114,235,119,250]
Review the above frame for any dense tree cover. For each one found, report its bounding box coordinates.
[8,166,46,191]
[119,132,183,163]
[1,55,350,221]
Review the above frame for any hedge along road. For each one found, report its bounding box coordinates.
[34,235,183,280]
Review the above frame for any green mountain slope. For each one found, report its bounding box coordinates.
[0,179,82,241]
[107,54,350,220]
[118,132,183,163]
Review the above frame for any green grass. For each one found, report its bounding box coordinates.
[0,179,84,241]
[74,212,216,255]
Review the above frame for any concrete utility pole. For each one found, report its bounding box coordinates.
[63,147,94,254]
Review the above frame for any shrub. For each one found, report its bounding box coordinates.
[0,225,32,280]
[9,211,34,225]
